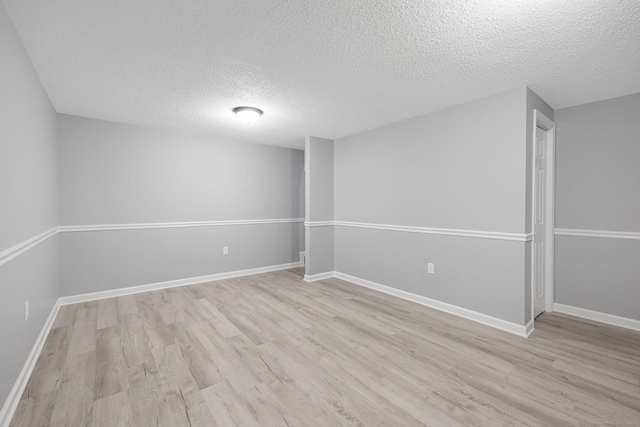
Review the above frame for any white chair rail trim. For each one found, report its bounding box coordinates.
[59,218,305,232]
[554,228,640,240]
[0,228,58,267]
[0,219,305,266]
[306,220,532,242]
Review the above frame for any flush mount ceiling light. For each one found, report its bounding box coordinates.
[233,106,263,124]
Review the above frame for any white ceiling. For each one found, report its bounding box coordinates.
[4,0,640,149]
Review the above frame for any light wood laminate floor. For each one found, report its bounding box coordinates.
[11,268,640,426]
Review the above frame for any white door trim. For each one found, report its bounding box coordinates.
[531,109,556,321]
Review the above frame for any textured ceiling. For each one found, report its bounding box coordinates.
[4,0,640,149]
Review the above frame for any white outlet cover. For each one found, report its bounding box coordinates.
[428,263,435,274]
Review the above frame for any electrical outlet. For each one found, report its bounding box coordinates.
[223,246,229,255]
[25,300,29,321]
[427,263,435,274]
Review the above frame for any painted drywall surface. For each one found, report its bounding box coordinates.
[555,93,640,231]
[59,223,302,296]
[0,5,58,251]
[0,237,59,404]
[305,136,334,222]
[335,227,526,325]
[554,93,640,320]
[524,241,532,324]
[296,151,305,248]
[58,114,304,225]
[555,236,640,320]
[58,114,305,294]
[304,136,334,276]
[335,88,527,233]
[333,89,529,325]
[0,3,59,410]
[305,226,335,276]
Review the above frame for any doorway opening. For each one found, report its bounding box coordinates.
[532,110,556,321]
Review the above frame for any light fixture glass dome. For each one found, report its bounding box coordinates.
[233,106,263,124]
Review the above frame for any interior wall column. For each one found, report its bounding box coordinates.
[304,136,334,279]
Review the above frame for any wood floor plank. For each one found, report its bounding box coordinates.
[67,305,98,356]
[51,304,78,330]
[97,297,119,330]
[202,380,260,427]
[49,350,96,426]
[10,267,640,426]
[91,391,134,427]
[10,392,57,427]
[166,322,223,390]
[22,326,70,399]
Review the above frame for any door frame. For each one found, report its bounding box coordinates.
[531,109,556,320]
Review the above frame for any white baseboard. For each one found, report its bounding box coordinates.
[525,319,535,337]
[59,261,303,305]
[553,303,640,332]
[0,301,61,427]
[303,271,335,282]
[332,272,530,338]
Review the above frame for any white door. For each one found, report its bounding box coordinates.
[533,125,547,318]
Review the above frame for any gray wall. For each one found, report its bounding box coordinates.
[58,115,304,295]
[555,92,640,320]
[335,227,526,324]
[304,136,334,276]
[0,3,59,408]
[335,88,528,233]
[58,114,304,225]
[0,8,58,247]
[334,88,532,325]
[305,136,334,223]
[60,224,301,296]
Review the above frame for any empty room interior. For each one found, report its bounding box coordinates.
[1,0,639,426]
